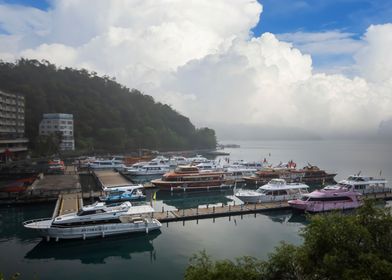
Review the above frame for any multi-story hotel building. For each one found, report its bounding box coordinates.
[39,113,75,151]
[0,90,28,161]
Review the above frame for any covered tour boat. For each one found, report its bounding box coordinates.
[151,166,232,191]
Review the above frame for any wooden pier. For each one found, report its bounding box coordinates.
[52,193,83,218]
[153,201,291,223]
[93,170,134,189]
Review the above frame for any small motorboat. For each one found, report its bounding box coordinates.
[100,185,146,202]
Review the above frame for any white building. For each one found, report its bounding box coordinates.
[0,90,28,161]
[39,113,75,151]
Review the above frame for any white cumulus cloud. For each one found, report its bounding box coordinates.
[0,0,391,138]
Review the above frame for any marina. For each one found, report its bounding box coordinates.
[1,139,392,280]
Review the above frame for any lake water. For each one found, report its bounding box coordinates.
[1,139,391,279]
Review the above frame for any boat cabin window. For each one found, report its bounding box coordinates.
[286,189,301,195]
[77,209,106,216]
[308,196,352,202]
[260,189,288,196]
[355,184,366,190]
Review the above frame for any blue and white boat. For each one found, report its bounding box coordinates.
[100,185,146,202]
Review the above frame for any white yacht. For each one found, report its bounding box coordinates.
[195,161,220,172]
[225,167,256,181]
[235,179,309,203]
[127,161,170,176]
[151,156,170,165]
[324,175,390,194]
[224,160,267,171]
[87,158,125,170]
[123,161,149,174]
[23,204,161,240]
[169,156,190,166]
[188,155,209,164]
[52,201,132,225]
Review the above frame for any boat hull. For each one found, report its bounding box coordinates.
[24,219,161,240]
[236,193,303,203]
[288,200,362,213]
[152,179,233,191]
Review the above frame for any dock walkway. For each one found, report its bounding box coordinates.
[52,193,83,218]
[93,170,133,189]
[50,191,392,221]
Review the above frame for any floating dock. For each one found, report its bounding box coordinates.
[50,191,392,221]
[93,170,134,189]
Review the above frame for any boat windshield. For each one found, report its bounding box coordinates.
[300,196,309,201]
[77,209,106,216]
[347,176,366,181]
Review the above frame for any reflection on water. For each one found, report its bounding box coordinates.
[157,189,234,209]
[0,203,55,242]
[25,231,161,264]
[260,209,308,226]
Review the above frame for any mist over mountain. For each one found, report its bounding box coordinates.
[211,123,321,141]
[378,118,392,138]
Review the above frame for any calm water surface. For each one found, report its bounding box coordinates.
[0,139,391,279]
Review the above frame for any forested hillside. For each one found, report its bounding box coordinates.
[0,59,216,152]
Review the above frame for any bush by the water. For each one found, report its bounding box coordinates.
[185,200,392,280]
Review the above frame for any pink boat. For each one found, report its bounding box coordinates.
[288,187,362,213]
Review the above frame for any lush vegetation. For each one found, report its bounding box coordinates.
[0,59,216,152]
[185,201,392,280]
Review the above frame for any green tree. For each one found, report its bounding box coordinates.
[0,59,217,152]
[33,131,62,157]
[185,200,392,280]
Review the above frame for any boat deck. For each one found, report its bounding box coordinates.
[93,170,134,189]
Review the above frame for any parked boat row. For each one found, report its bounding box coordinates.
[22,173,390,241]
[235,174,390,213]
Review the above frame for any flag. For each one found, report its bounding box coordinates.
[152,191,157,200]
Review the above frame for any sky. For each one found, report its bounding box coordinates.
[0,0,392,138]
